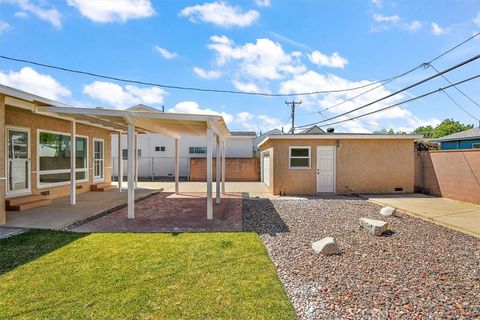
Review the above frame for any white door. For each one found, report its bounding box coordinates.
[262,152,270,187]
[93,139,104,182]
[6,127,30,196]
[316,146,335,193]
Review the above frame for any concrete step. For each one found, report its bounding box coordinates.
[91,183,115,192]
[6,194,45,207]
[7,198,52,211]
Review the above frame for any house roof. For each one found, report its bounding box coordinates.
[230,131,257,137]
[257,133,423,148]
[127,104,163,112]
[0,84,230,138]
[298,125,325,134]
[434,128,480,142]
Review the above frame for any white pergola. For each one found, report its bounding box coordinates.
[35,105,230,220]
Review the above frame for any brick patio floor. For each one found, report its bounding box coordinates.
[73,192,243,233]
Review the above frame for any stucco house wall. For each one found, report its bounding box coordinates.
[260,138,414,195]
[4,105,112,200]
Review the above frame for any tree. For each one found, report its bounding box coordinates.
[428,119,473,139]
[413,125,434,139]
[373,128,406,135]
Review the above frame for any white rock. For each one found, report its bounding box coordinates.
[312,237,342,255]
[359,218,389,236]
[380,206,396,217]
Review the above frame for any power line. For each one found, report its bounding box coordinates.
[429,63,480,109]
[441,89,480,121]
[316,31,480,114]
[0,55,396,97]
[297,54,480,128]
[316,73,480,128]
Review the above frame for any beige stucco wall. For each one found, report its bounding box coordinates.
[0,96,5,224]
[260,138,414,195]
[5,105,112,200]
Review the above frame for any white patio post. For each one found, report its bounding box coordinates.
[117,131,123,192]
[221,138,226,194]
[70,120,76,205]
[127,124,135,219]
[206,128,213,220]
[175,137,180,194]
[134,133,139,188]
[215,135,221,205]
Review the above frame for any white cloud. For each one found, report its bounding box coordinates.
[235,111,254,122]
[231,80,270,93]
[373,14,400,23]
[255,0,270,7]
[67,0,155,23]
[82,81,166,108]
[14,11,28,18]
[154,46,178,59]
[207,35,302,80]
[193,67,222,79]
[180,1,259,28]
[8,0,61,27]
[404,20,422,32]
[0,20,10,33]
[431,22,446,35]
[371,0,382,7]
[474,13,480,26]
[308,51,348,68]
[167,101,233,124]
[0,67,71,100]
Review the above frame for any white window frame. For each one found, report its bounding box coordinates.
[288,146,311,169]
[189,146,207,155]
[93,138,105,183]
[37,129,89,189]
[5,125,31,197]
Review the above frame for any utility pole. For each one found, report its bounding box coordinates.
[285,100,301,134]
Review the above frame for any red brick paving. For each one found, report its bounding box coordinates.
[73,192,243,233]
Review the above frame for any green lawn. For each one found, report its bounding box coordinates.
[0,230,294,320]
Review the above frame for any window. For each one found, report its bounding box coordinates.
[93,139,104,181]
[189,147,207,154]
[289,146,310,169]
[155,146,165,152]
[155,146,160,152]
[161,146,165,152]
[473,143,480,149]
[122,148,141,159]
[38,131,88,187]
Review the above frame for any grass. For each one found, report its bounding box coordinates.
[0,230,295,320]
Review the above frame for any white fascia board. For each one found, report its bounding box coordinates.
[257,134,424,148]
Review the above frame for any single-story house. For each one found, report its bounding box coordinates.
[258,133,422,195]
[434,128,480,150]
[0,85,229,225]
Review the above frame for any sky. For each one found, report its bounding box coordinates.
[0,0,479,134]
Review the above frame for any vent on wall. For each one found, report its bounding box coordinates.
[394,187,403,192]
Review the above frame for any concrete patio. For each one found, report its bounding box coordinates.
[4,188,159,230]
[73,192,243,233]
[364,193,480,238]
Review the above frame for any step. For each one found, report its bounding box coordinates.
[8,199,52,211]
[6,194,45,207]
[91,183,115,192]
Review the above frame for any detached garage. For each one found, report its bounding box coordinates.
[258,134,421,195]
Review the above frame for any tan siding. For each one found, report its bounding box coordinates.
[5,106,112,200]
[260,138,414,195]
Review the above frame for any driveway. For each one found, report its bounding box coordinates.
[364,193,480,238]
[244,196,480,319]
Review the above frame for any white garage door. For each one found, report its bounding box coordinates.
[262,152,270,187]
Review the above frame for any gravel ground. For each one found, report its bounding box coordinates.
[244,196,480,319]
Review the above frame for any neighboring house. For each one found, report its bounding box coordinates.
[111,105,256,179]
[258,133,422,195]
[434,128,480,150]
[254,128,284,153]
[298,125,325,134]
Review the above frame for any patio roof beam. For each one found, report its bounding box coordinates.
[206,127,213,220]
[117,131,123,192]
[216,134,221,205]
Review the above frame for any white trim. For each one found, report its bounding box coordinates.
[257,134,423,148]
[260,149,271,187]
[93,138,105,183]
[5,126,31,197]
[288,146,311,169]
[36,129,89,189]
[316,146,336,193]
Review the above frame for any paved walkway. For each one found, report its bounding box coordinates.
[73,192,243,233]
[0,227,25,239]
[364,193,480,238]
[4,188,158,230]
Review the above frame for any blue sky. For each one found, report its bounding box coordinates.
[0,0,479,133]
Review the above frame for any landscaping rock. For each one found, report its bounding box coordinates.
[380,206,396,217]
[312,237,341,255]
[359,218,389,236]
